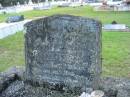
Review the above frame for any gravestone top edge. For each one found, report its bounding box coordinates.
[24,14,102,28]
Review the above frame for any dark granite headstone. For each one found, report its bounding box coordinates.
[24,15,102,92]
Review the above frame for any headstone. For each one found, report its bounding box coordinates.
[0,4,2,8]
[29,0,33,5]
[58,2,71,7]
[103,24,126,30]
[24,15,102,93]
[17,2,20,7]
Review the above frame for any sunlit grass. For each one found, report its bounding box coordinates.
[0,6,130,27]
[0,31,130,77]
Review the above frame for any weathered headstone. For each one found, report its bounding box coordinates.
[24,15,102,93]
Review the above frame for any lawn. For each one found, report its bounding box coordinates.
[0,31,130,78]
[0,6,130,27]
[102,32,130,77]
[0,5,130,77]
[0,32,25,71]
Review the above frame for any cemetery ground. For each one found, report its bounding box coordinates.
[0,5,130,78]
[0,31,130,78]
[0,6,130,27]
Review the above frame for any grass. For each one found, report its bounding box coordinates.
[0,5,130,77]
[0,6,130,27]
[0,31,130,78]
[0,32,25,71]
[102,32,130,77]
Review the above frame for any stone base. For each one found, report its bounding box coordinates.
[100,77,130,97]
[1,81,78,97]
[1,78,130,97]
[0,67,130,97]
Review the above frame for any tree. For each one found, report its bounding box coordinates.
[0,0,29,7]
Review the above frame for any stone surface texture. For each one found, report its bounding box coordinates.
[1,76,130,97]
[0,66,25,93]
[24,15,102,92]
[100,77,130,97]
[1,80,78,97]
[1,15,130,97]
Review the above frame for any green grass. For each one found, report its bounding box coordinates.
[0,32,25,71]
[0,6,130,77]
[0,6,130,27]
[102,32,130,77]
[0,31,130,77]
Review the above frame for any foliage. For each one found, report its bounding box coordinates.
[0,0,29,7]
